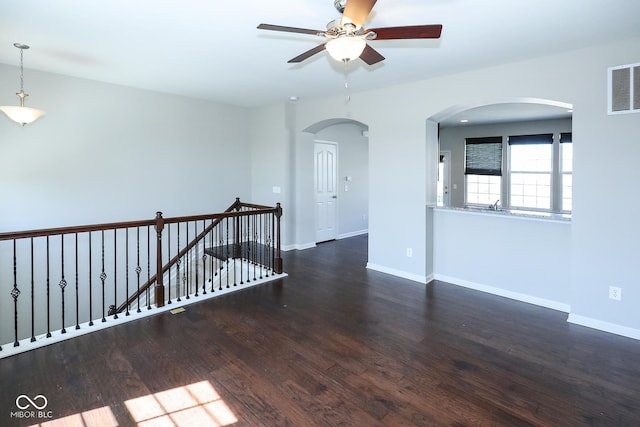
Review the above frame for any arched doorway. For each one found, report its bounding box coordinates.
[303,119,370,244]
[427,97,573,208]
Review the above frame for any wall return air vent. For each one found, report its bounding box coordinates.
[608,62,640,115]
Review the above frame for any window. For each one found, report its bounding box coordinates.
[464,137,502,206]
[508,134,553,210]
[560,132,573,212]
[466,174,501,205]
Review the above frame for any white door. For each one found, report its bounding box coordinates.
[437,151,451,207]
[315,142,338,242]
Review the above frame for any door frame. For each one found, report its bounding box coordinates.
[438,150,451,207]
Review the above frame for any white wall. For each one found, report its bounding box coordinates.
[0,65,252,231]
[433,209,571,311]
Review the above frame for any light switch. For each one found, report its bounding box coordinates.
[272,186,281,194]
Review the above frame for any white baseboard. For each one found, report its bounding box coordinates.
[338,229,368,239]
[366,263,429,284]
[567,314,640,341]
[282,242,316,251]
[433,274,571,313]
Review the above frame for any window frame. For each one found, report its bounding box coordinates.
[462,131,572,214]
[559,132,573,213]
[464,136,504,208]
[507,134,554,212]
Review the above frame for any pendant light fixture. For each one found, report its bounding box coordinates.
[0,43,46,126]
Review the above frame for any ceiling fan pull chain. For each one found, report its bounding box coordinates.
[344,59,351,103]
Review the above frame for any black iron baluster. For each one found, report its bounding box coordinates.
[201,219,206,295]
[259,213,264,279]
[269,211,275,274]
[146,225,151,310]
[89,233,94,327]
[225,217,230,289]
[176,223,181,302]
[216,218,221,281]
[112,229,118,319]
[30,238,35,342]
[100,230,106,323]
[210,218,216,292]
[125,228,130,316]
[75,233,80,330]
[167,223,172,304]
[60,234,67,334]
[11,240,21,347]
[239,214,245,285]
[252,213,257,282]
[136,227,141,313]
[244,215,252,283]
[186,221,191,299]
[46,236,51,337]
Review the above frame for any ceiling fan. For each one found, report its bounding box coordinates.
[257,0,443,65]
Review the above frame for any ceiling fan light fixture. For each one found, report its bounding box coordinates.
[326,36,366,62]
[0,43,45,126]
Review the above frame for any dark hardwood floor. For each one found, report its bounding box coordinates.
[1,234,639,426]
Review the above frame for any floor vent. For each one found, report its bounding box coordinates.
[608,62,640,115]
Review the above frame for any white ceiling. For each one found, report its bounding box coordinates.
[1,0,639,111]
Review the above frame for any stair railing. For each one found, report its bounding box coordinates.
[0,198,282,355]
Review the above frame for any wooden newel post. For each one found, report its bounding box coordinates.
[154,211,165,307]
[274,203,283,274]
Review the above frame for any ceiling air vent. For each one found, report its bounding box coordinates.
[608,62,640,115]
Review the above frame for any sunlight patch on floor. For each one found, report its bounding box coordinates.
[28,405,117,426]
[125,380,238,426]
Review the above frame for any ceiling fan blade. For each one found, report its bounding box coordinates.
[257,23,322,36]
[342,0,377,28]
[367,24,443,40]
[288,44,327,63]
[360,44,385,65]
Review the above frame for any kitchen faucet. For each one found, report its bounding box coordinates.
[490,199,500,210]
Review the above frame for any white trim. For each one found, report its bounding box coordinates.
[282,242,316,251]
[338,229,368,239]
[366,263,429,284]
[567,314,640,341]
[0,270,287,359]
[433,274,571,313]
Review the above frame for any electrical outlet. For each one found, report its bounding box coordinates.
[406,248,413,258]
[609,286,622,301]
